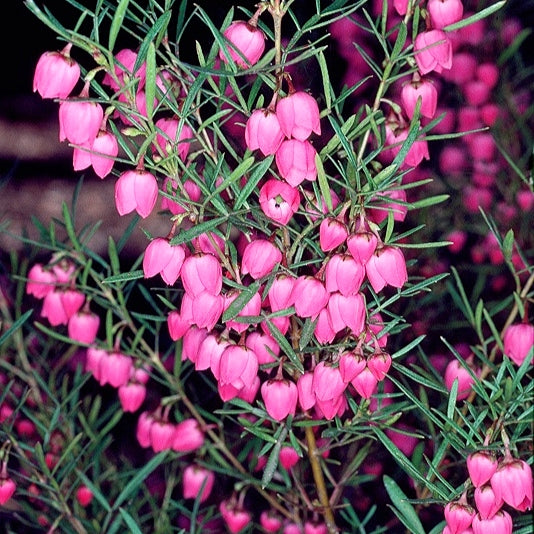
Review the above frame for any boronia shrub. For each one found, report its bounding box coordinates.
[0,0,532,533]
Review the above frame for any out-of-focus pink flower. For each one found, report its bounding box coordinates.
[502,322,534,366]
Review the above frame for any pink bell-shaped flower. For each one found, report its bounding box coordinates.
[60,289,85,319]
[114,169,158,218]
[118,381,146,412]
[327,292,366,335]
[26,263,56,299]
[261,378,298,421]
[245,108,284,155]
[182,464,214,503]
[279,446,300,470]
[467,451,498,487]
[181,326,208,364]
[427,0,464,30]
[219,20,266,68]
[297,372,316,411]
[90,130,119,178]
[401,75,438,119]
[351,367,378,399]
[161,177,202,215]
[291,276,329,318]
[135,411,155,448]
[102,48,147,91]
[68,308,100,344]
[444,359,478,401]
[33,43,80,99]
[276,91,321,140]
[444,500,475,534]
[245,331,279,365]
[339,350,366,383]
[190,291,224,331]
[319,217,348,252]
[347,230,378,265]
[223,290,262,334]
[0,477,16,505]
[167,310,191,341]
[181,252,222,297]
[502,322,534,366]
[150,419,175,452]
[267,274,296,312]
[41,290,69,326]
[275,139,318,187]
[325,253,365,296]
[171,418,205,452]
[75,485,93,507]
[414,30,453,75]
[365,245,408,293]
[471,511,512,534]
[241,239,282,279]
[219,499,252,533]
[258,179,300,226]
[314,308,336,345]
[218,345,259,401]
[260,510,283,532]
[490,458,533,512]
[474,484,504,519]
[197,334,230,374]
[58,84,104,145]
[143,238,185,286]
[154,117,193,160]
[98,351,133,388]
[312,362,346,407]
[367,350,392,381]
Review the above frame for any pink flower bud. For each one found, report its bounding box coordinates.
[191,291,224,331]
[245,109,285,155]
[467,451,498,487]
[291,276,329,318]
[0,477,16,505]
[75,485,93,507]
[365,246,408,293]
[182,326,208,364]
[444,359,479,401]
[427,0,464,30]
[325,253,365,296]
[297,372,316,411]
[444,501,475,534]
[143,238,186,286]
[172,418,205,452]
[347,231,378,265]
[114,169,158,219]
[219,21,266,68]
[154,117,193,160]
[304,521,328,534]
[102,48,146,91]
[241,239,282,279]
[90,130,119,178]
[181,252,222,297]
[68,309,100,344]
[33,44,80,99]
[401,76,438,119]
[260,510,283,532]
[279,446,300,470]
[136,411,155,448]
[339,351,366,383]
[26,263,56,299]
[491,458,533,512]
[414,30,453,75]
[276,91,321,141]
[474,484,503,519]
[503,322,534,367]
[261,378,298,421]
[59,98,104,146]
[219,499,252,533]
[314,308,336,345]
[471,511,512,534]
[312,362,346,403]
[60,289,85,319]
[118,381,146,412]
[182,465,214,503]
[259,179,300,226]
[275,139,318,187]
[351,367,378,399]
[319,217,348,252]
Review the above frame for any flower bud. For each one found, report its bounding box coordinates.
[275,139,318,187]
[114,169,158,219]
[182,464,214,503]
[219,21,266,68]
[319,217,348,252]
[502,322,534,367]
[33,44,80,99]
[427,0,464,30]
[245,109,284,155]
[467,451,498,487]
[261,378,298,421]
[241,239,282,279]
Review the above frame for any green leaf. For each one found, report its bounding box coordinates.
[316,153,333,212]
[144,42,156,120]
[103,270,144,284]
[118,508,143,534]
[265,320,304,374]
[234,155,274,210]
[222,281,261,322]
[383,475,426,534]
[108,0,131,51]
[0,309,33,346]
[170,216,228,246]
[502,229,514,263]
[447,379,458,418]
[113,452,167,509]
[443,1,506,31]
[261,425,288,489]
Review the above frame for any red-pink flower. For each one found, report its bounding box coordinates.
[490,458,533,512]
[241,239,282,279]
[68,309,100,344]
[401,76,438,119]
[365,246,408,293]
[291,276,329,318]
[444,500,475,534]
[347,230,378,265]
[351,367,378,399]
[261,378,298,421]
[90,130,119,178]
[180,252,222,297]
[143,238,185,286]
[276,91,321,140]
[325,253,365,296]
[26,264,56,299]
[427,0,464,30]
[102,48,147,91]
[154,117,193,160]
[245,109,285,155]
[98,351,133,388]
[218,345,259,401]
[114,169,158,218]
[219,499,252,533]
[414,30,453,75]
[467,451,498,487]
[444,359,477,401]
[33,44,80,99]
[327,292,366,335]
[219,21,266,68]
[258,179,300,226]
[474,484,503,519]
[182,465,214,503]
[275,139,318,187]
[172,419,205,452]
[471,511,512,534]
[245,331,279,365]
[118,381,146,412]
[319,217,348,252]
[502,322,534,366]
[0,477,16,505]
[267,274,296,312]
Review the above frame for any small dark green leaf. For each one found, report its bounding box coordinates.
[108,0,131,51]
